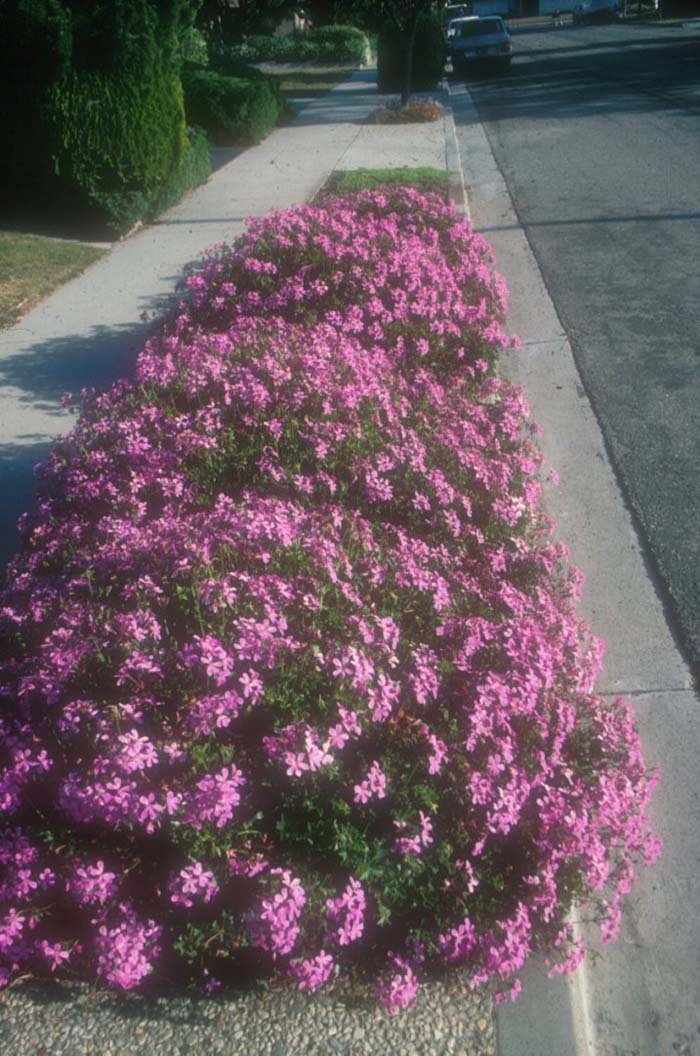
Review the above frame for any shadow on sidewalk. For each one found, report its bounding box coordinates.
[0,297,183,578]
[0,440,53,575]
[0,323,145,409]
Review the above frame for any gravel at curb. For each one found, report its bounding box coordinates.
[0,978,495,1056]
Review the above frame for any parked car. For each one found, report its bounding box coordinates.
[442,3,472,36]
[448,16,512,74]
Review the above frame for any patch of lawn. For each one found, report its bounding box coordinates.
[0,232,107,330]
[322,166,449,198]
[264,66,352,96]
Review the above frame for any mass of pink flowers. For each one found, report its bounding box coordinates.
[0,188,659,1010]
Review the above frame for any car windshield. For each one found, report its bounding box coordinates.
[458,19,503,36]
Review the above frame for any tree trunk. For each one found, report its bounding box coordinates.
[401,12,419,108]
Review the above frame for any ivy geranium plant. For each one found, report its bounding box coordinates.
[0,190,659,1012]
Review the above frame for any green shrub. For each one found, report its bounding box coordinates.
[207,47,284,108]
[220,25,369,66]
[179,25,209,66]
[86,125,210,234]
[182,68,283,146]
[377,14,445,94]
[86,189,150,235]
[307,24,370,64]
[68,0,160,73]
[151,125,211,215]
[0,0,203,234]
[245,33,315,62]
[0,0,73,89]
[49,65,187,198]
[1,59,190,233]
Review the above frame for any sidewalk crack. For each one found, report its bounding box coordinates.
[601,685,696,699]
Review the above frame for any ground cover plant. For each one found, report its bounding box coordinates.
[369,100,445,124]
[0,188,660,1011]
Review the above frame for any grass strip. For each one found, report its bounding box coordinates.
[272,67,352,95]
[323,166,449,198]
[0,232,107,330]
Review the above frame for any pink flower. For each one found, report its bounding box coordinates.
[37,939,70,972]
[289,949,334,991]
[378,953,419,1015]
[170,863,219,908]
[353,761,386,804]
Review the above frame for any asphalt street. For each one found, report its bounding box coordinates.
[456,20,700,673]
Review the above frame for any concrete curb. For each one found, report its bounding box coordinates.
[443,81,595,1056]
[442,80,470,219]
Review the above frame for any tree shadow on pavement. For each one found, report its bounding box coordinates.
[0,322,144,409]
[0,298,182,578]
[455,36,700,120]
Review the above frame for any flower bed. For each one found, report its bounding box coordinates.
[0,189,659,1010]
[369,100,445,125]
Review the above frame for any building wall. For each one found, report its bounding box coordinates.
[538,0,572,11]
[474,0,510,14]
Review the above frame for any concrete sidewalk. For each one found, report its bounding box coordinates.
[0,67,444,570]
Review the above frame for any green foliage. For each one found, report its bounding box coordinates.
[67,0,159,72]
[0,0,208,232]
[0,0,73,89]
[307,0,436,35]
[377,12,445,93]
[179,24,209,65]
[182,67,283,145]
[67,0,202,69]
[197,0,303,42]
[86,191,151,236]
[307,23,371,63]
[219,24,370,65]
[49,67,187,196]
[207,46,284,107]
[323,167,449,197]
[151,124,211,215]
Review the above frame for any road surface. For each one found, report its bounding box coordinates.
[455,19,700,673]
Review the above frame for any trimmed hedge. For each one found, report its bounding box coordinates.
[221,24,370,66]
[79,123,210,236]
[0,0,209,234]
[0,0,73,88]
[182,67,284,146]
[377,14,445,94]
[49,66,188,202]
[0,61,193,234]
[151,125,211,216]
[306,24,371,64]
